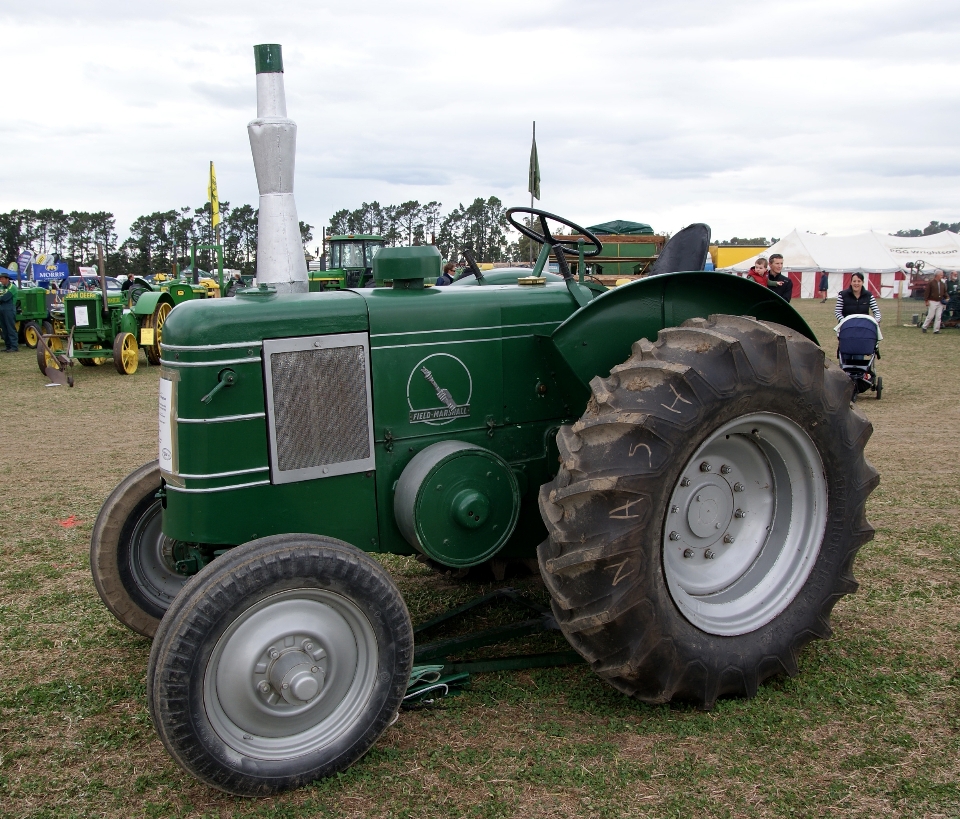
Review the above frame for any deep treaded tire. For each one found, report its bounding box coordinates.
[538,315,879,708]
[147,534,414,796]
[91,461,183,638]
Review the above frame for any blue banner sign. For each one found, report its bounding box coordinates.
[33,261,70,282]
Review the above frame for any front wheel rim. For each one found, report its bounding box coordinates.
[662,412,827,636]
[128,501,186,609]
[204,589,380,760]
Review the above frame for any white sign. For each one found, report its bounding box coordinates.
[158,378,175,474]
[73,304,89,327]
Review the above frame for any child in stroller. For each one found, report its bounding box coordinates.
[835,314,882,400]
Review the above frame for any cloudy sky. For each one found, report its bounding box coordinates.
[3,0,959,245]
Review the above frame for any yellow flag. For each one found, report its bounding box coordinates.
[207,161,221,228]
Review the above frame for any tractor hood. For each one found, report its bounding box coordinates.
[161,289,369,348]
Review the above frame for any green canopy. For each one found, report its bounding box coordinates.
[586,220,654,236]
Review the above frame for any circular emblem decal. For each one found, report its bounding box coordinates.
[407,353,472,426]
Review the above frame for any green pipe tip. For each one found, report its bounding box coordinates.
[254,44,283,74]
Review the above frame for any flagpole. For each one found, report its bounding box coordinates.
[529,121,535,265]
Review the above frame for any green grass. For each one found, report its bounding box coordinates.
[0,301,958,817]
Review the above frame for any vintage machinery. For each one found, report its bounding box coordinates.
[90,44,879,796]
[309,234,386,291]
[13,284,53,348]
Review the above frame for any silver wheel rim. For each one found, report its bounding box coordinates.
[128,501,187,609]
[662,412,827,636]
[203,589,379,760]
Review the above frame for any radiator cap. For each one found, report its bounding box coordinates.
[374,246,441,286]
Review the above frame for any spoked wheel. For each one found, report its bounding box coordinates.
[37,336,65,376]
[113,331,139,374]
[148,534,413,795]
[91,461,187,637]
[22,321,40,348]
[539,314,879,707]
[142,301,171,365]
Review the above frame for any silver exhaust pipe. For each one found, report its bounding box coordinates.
[248,44,308,293]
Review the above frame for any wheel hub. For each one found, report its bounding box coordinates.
[662,413,827,636]
[253,638,328,706]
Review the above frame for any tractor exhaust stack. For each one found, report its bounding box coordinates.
[248,44,308,293]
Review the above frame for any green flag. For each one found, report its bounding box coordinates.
[528,122,540,201]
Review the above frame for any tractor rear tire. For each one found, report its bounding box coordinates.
[147,534,414,795]
[538,315,878,708]
[91,461,187,638]
[142,301,171,365]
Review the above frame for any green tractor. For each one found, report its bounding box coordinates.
[309,234,385,291]
[89,46,878,795]
[14,283,53,349]
[91,211,878,795]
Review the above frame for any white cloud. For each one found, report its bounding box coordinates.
[1,0,959,245]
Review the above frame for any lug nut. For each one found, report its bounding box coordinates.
[704,549,716,559]
[269,649,280,660]
[683,548,694,558]
[700,462,712,472]
[669,532,680,541]
[723,534,735,544]
[258,681,270,693]
[734,509,745,518]
[671,505,679,513]
[680,478,691,487]
[720,464,731,475]
[733,483,745,492]
[303,641,314,651]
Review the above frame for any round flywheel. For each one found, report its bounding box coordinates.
[394,441,520,567]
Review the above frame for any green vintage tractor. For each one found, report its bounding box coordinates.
[309,234,385,291]
[91,209,879,795]
[13,284,53,348]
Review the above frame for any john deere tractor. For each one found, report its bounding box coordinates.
[90,45,878,796]
[309,234,385,291]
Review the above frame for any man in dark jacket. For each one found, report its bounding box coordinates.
[435,262,457,286]
[766,253,792,302]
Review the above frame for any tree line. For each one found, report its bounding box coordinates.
[0,205,313,278]
[328,197,515,262]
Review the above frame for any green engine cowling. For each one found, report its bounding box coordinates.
[157,252,815,569]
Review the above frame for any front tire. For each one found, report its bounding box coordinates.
[91,461,186,637]
[538,314,878,707]
[147,534,414,795]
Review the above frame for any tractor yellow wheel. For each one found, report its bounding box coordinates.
[23,322,40,348]
[113,332,139,375]
[79,344,107,366]
[143,301,171,366]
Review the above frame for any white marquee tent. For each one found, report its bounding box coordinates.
[721,229,960,298]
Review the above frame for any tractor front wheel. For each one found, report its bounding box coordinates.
[147,534,413,795]
[22,321,40,348]
[91,461,187,637]
[538,315,878,708]
[113,331,139,374]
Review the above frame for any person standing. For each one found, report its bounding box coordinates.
[835,272,881,322]
[921,270,948,333]
[767,253,792,302]
[947,270,960,297]
[745,256,768,286]
[0,269,19,352]
[818,271,829,302]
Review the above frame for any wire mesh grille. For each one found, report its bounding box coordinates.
[270,346,371,472]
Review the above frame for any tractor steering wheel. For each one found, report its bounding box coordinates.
[506,207,603,281]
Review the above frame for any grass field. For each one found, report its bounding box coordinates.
[0,300,958,818]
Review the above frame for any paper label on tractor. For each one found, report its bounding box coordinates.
[140,328,155,346]
[158,378,175,474]
[74,305,89,327]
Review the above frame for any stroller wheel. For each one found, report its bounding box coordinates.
[876,376,882,400]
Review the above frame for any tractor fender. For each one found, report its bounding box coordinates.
[545,271,817,404]
[133,291,173,317]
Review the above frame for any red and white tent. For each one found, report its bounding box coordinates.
[720,229,960,298]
